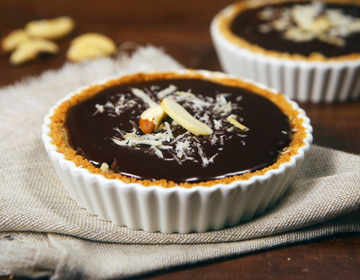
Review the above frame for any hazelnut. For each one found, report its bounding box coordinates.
[139,106,167,134]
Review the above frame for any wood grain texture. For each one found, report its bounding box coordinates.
[0,1,359,279]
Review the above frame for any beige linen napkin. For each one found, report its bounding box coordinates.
[0,46,359,280]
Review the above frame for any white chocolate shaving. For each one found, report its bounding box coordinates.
[97,82,252,167]
[157,84,177,99]
[257,1,360,47]
[131,88,158,108]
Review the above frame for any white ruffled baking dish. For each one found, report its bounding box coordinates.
[210,2,360,103]
[42,69,313,233]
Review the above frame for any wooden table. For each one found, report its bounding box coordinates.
[1,1,359,279]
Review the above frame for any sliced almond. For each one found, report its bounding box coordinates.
[10,38,59,65]
[25,16,75,40]
[1,29,29,53]
[226,115,249,132]
[272,18,291,32]
[312,15,331,34]
[317,33,345,47]
[139,105,167,134]
[161,98,213,136]
[291,4,319,31]
[284,27,315,42]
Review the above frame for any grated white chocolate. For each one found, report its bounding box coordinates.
[93,84,253,167]
[258,1,360,46]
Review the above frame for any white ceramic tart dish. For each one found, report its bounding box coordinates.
[211,0,360,103]
[42,69,312,233]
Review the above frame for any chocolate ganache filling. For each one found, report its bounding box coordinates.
[230,1,360,58]
[66,78,291,183]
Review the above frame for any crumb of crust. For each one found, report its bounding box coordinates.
[218,0,360,62]
[49,70,307,189]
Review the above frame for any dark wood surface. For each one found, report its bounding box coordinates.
[1,1,359,279]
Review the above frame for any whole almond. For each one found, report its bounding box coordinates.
[1,29,29,53]
[67,33,116,62]
[10,38,59,65]
[25,16,75,40]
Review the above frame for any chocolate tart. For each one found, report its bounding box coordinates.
[211,0,360,103]
[42,69,312,233]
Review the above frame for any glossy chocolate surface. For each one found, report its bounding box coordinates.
[230,2,360,57]
[66,78,291,183]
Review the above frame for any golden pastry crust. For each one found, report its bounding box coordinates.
[49,70,307,188]
[217,0,360,62]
